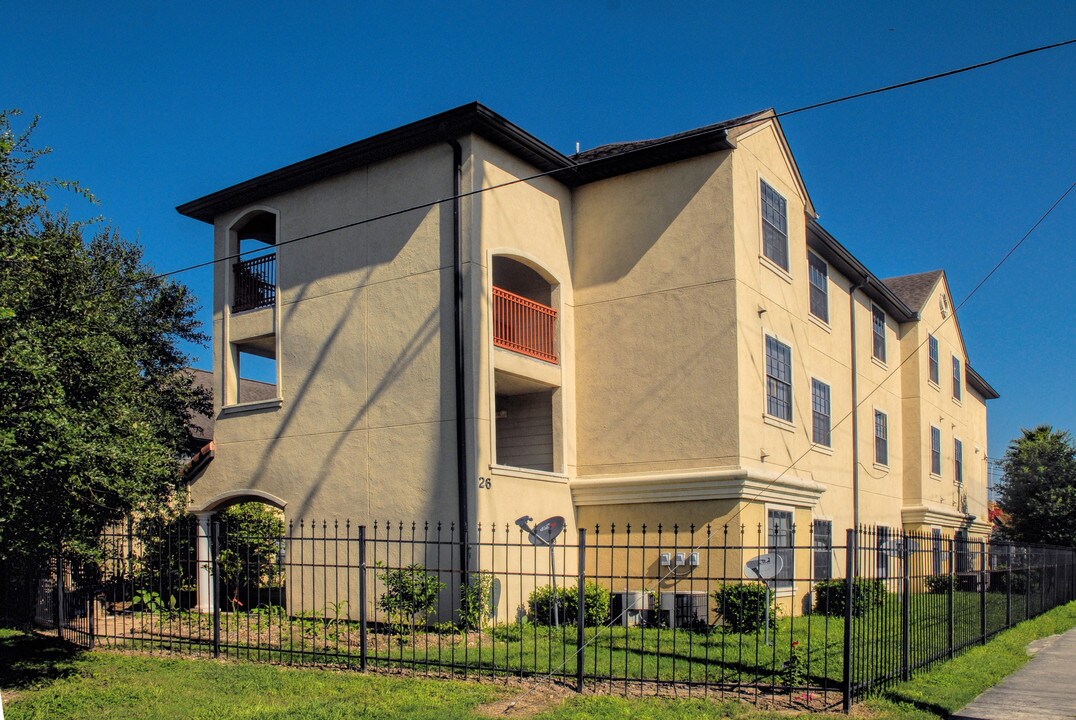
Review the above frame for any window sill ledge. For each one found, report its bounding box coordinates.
[810,443,834,456]
[221,398,283,416]
[763,414,796,433]
[759,255,793,284]
[927,379,940,391]
[930,473,942,481]
[490,464,568,484]
[871,356,888,371]
[807,313,831,333]
[873,462,890,473]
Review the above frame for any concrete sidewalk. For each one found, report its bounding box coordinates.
[950,626,1076,719]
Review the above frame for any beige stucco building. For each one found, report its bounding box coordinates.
[177,103,997,605]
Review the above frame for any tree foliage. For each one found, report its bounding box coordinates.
[0,109,210,571]
[997,425,1076,547]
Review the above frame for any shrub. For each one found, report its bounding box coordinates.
[781,640,807,687]
[713,583,779,633]
[528,581,610,626]
[377,563,445,631]
[989,568,1042,595]
[814,578,887,617]
[925,574,954,594]
[459,572,494,629]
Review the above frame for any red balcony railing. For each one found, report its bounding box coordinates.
[493,286,557,364]
[233,254,276,312]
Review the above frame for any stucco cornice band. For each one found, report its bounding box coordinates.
[901,504,975,529]
[570,467,825,508]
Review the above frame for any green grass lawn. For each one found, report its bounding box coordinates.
[4,601,1074,719]
[85,587,1046,694]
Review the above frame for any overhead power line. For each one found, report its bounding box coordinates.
[13,37,1074,315]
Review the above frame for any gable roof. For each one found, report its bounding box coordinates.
[882,270,944,313]
[879,271,1000,400]
[177,103,758,224]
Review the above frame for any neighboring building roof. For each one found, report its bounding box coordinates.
[881,270,945,313]
[187,368,277,440]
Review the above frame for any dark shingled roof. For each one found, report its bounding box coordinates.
[571,109,772,162]
[882,270,944,313]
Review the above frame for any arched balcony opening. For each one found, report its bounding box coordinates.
[491,256,558,364]
[231,210,277,313]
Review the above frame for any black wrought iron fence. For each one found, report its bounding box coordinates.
[24,518,1076,712]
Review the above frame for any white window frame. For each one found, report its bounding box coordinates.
[764,334,794,424]
[952,355,963,402]
[807,251,829,324]
[760,179,790,273]
[871,304,887,364]
[765,504,796,591]
[811,377,832,448]
[928,334,940,386]
[930,425,942,477]
[873,408,889,467]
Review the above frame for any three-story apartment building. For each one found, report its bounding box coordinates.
[178,103,996,600]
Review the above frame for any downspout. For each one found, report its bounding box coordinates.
[445,135,470,582]
[849,280,865,574]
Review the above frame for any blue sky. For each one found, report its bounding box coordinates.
[2,1,1074,459]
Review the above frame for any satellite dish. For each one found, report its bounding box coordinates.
[745,552,784,580]
[528,516,566,547]
[881,538,920,557]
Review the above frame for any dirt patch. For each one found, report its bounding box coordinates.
[473,678,577,717]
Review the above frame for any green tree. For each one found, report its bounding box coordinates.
[0,109,210,587]
[997,425,1076,547]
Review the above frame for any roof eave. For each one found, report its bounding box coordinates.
[176,102,575,224]
[806,218,916,322]
[966,365,1000,400]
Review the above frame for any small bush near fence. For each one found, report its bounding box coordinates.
[989,569,1042,595]
[712,583,780,633]
[459,572,494,629]
[814,578,886,617]
[528,581,610,626]
[925,574,954,594]
[376,563,445,632]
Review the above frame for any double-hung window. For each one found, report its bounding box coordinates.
[808,252,828,322]
[952,355,962,401]
[871,305,886,363]
[928,335,939,385]
[931,528,943,576]
[811,379,831,446]
[876,526,890,579]
[813,519,833,581]
[768,509,794,588]
[954,439,964,485]
[760,181,789,271]
[930,426,942,475]
[874,410,888,466]
[765,336,793,422]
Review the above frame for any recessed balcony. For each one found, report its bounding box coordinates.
[493,286,557,364]
[233,253,276,313]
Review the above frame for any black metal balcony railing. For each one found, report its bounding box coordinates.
[232,254,275,312]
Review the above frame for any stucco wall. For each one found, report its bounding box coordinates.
[572,151,740,477]
[193,143,462,526]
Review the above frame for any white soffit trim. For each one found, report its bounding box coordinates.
[570,467,825,508]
